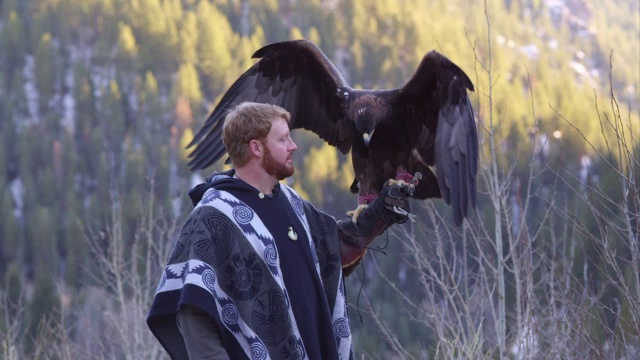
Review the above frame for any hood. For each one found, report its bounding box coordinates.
[188,169,282,206]
[188,169,237,206]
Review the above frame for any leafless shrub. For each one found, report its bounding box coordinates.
[4,179,180,359]
[1,281,25,360]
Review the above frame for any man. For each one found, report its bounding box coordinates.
[147,102,412,359]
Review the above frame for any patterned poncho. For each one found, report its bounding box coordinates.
[147,171,353,359]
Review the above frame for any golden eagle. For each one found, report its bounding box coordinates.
[187,40,478,225]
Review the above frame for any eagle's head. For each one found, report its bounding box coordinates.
[349,93,389,147]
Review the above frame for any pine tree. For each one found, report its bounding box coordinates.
[2,261,23,316]
[0,188,9,275]
[196,1,237,95]
[301,143,339,208]
[27,205,58,280]
[132,0,180,75]
[173,63,202,108]
[100,79,126,169]
[117,22,138,71]
[178,11,198,65]
[138,71,165,139]
[62,207,85,288]
[34,33,58,116]
[26,273,59,352]
[58,134,86,289]
[138,70,170,197]
[0,11,26,90]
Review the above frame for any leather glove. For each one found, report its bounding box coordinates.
[340,181,413,236]
[337,181,414,274]
[379,180,413,224]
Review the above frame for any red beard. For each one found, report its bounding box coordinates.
[262,144,294,180]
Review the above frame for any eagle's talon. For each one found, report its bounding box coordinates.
[347,204,369,223]
[395,171,422,185]
[393,206,417,222]
[387,178,409,187]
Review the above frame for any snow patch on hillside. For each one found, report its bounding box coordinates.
[9,177,25,224]
[23,55,40,128]
[62,67,76,134]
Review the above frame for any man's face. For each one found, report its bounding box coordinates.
[261,118,297,180]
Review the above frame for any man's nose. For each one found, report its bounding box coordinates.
[289,138,297,151]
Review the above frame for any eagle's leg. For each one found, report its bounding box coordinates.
[388,170,423,190]
[346,194,378,223]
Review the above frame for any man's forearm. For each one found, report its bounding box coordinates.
[338,217,391,272]
[177,304,230,360]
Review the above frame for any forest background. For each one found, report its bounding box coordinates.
[0,0,638,358]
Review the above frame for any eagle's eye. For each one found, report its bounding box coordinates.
[343,91,349,98]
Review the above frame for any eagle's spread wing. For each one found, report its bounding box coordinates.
[187,39,353,170]
[397,51,478,225]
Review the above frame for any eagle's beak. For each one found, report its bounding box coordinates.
[363,131,374,146]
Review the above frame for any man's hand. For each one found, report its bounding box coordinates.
[379,180,414,224]
[337,181,416,275]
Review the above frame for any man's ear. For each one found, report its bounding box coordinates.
[249,139,262,157]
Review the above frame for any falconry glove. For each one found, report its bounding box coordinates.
[338,182,413,276]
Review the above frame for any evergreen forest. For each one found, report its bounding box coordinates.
[0,0,638,358]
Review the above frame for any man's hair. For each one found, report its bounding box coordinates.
[222,102,291,167]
